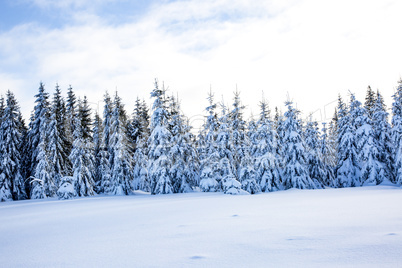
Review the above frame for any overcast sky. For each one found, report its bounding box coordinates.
[0,0,401,130]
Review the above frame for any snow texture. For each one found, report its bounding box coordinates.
[0,186,401,267]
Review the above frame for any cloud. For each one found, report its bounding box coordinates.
[0,0,402,128]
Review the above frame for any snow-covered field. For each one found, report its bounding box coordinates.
[1,186,402,267]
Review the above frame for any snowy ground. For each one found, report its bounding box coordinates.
[1,186,402,267]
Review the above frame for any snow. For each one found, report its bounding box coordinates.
[1,186,402,267]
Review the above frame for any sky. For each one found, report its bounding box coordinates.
[0,0,401,131]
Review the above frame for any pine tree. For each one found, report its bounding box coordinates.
[148,80,174,194]
[304,119,325,188]
[364,85,376,119]
[169,96,199,193]
[48,84,69,188]
[216,101,242,194]
[27,82,50,181]
[69,97,95,197]
[0,91,27,200]
[64,85,76,169]
[229,90,247,179]
[282,100,316,190]
[106,92,133,195]
[372,90,393,183]
[320,122,335,186]
[252,98,280,192]
[199,90,220,192]
[336,94,361,187]
[391,79,402,185]
[132,136,150,191]
[99,92,113,193]
[92,112,103,192]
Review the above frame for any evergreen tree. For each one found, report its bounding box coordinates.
[216,101,242,194]
[336,94,361,187]
[148,80,174,194]
[304,119,325,188]
[106,92,133,195]
[372,91,393,182]
[320,122,335,186]
[0,91,26,200]
[64,85,76,167]
[252,98,280,192]
[199,90,220,192]
[364,85,376,119]
[48,84,69,187]
[27,82,50,181]
[391,79,402,185]
[69,97,95,197]
[92,112,103,192]
[282,100,315,190]
[229,90,247,179]
[169,96,199,193]
[99,92,113,193]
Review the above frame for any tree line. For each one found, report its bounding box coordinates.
[0,79,401,201]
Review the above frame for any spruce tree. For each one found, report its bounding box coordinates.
[64,85,76,167]
[372,91,393,183]
[27,82,50,181]
[0,91,26,200]
[48,84,69,187]
[336,94,361,187]
[148,80,174,194]
[252,98,280,192]
[69,97,95,197]
[282,100,316,190]
[199,90,220,192]
[216,101,242,194]
[169,96,199,193]
[304,119,325,189]
[320,122,335,186]
[364,85,376,118]
[99,92,113,192]
[391,79,402,185]
[106,92,133,195]
[92,112,103,192]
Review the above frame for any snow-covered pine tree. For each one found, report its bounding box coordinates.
[64,85,76,166]
[69,97,95,197]
[169,95,199,193]
[274,107,285,176]
[335,94,361,187]
[320,122,335,187]
[251,98,280,192]
[106,92,133,195]
[282,100,316,190]
[240,114,260,194]
[364,85,376,119]
[216,101,242,194]
[0,91,27,200]
[26,82,50,182]
[148,80,174,194]
[30,137,52,199]
[199,90,220,192]
[127,97,142,151]
[92,112,103,192]
[229,90,248,179]
[132,136,150,191]
[132,98,151,191]
[391,79,402,185]
[372,90,393,183]
[47,84,69,188]
[99,92,113,193]
[304,119,325,189]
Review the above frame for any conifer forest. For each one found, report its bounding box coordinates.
[1,79,402,202]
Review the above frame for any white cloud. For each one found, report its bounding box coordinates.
[1,0,402,128]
